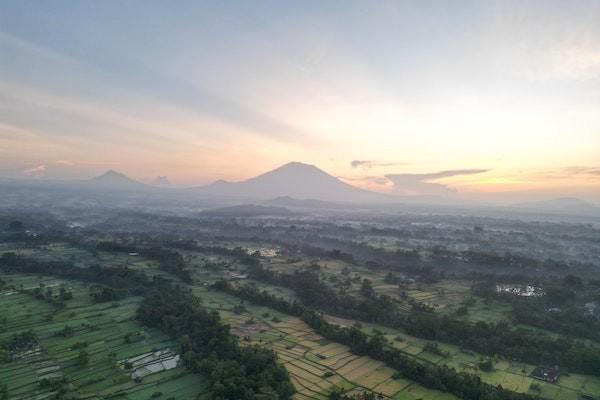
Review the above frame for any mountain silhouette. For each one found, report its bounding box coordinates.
[192,162,396,203]
[152,176,172,186]
[84,170,147,189]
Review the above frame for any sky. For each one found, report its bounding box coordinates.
[1,1,600,200]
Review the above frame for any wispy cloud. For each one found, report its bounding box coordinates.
[22,164,46,177]
[560,166,600,176]
[350,160,407,169]
[385,169,489,196]
[55,159,75,166]
[537,166,600,180]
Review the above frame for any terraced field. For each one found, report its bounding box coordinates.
[194,286,459,400]
[323,315,600,400]
[3,243,599,400]
[0,274,208,400]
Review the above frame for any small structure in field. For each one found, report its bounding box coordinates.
[531,366,560,383]
[229,272,247,280]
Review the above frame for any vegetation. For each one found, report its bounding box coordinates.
[243,264,600,375]
[138,289,294,400]
[213,281,542,400]
[0,253,294,399]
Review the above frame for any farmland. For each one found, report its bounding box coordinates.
[1,207,600,400]
[192,286,459,400]
[5,240,596,400]
[0,274,209,400]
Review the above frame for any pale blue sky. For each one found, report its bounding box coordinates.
[1,1,600,198]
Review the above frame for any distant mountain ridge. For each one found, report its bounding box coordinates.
[266,196,342,209]
[191,161,396,203]
[512,197,600,216]
[201,204,297,217]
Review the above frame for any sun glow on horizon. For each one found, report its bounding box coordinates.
[1,1,599,200]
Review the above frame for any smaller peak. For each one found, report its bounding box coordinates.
[90,169,137,184]
[153,176,171,186]
[100,169,125,176]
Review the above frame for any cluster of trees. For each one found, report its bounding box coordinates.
[213,282,538,400]
[226,265,600,376]
[472,276,600,343]
[1,220,31,243]
[0,252,294,400]
[401,312,600,375]
[513,304,600,343]
[27,284,73,307]
[328,390,383,400]
[0,252,160,301]
[96,241,193,283]
[138,289,294,400]
[303,311,539,400]
[3,329,38,352]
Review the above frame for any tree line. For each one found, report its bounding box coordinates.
[0,252,294,400]
[213,280,539,400]
[235,264,600,376]
[138,289,294,400]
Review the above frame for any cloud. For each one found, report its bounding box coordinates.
[385,169,489,196]
[538,166,600,180]
[341,175,390,185]
[55,159,75,166]
[350,160,407,169]
[560,166,600,176]
[388,169,489,181]
[22,164,46,176]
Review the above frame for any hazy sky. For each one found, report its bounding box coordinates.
[1,1,600,199]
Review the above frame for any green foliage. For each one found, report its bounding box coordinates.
[478,358,494,371]
[7,221,24,231]
[56,325,75,337]
[216,282,541,400]
[137,289,294,400]
[77,350,89,367]
[242,263,600,376]
[3,329,37,352]
[233,304,247,314]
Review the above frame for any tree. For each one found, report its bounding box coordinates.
[0,384,8,400]
[77,350,89,367]
[360,279,374,298]
[7,221,24,231]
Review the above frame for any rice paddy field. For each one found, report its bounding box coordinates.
[321,316,600,400]
[0,274,209,400]
[265,255,473,311]
[193,286,459,400]
[2,242,599,400]
[192,282,600,400]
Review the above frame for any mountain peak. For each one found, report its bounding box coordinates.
[153,176,171,186]
[275,161,323,173]
[193,161,396,203]
[96,169,128,179]
[279,161,316,169]
[87,169,145,188]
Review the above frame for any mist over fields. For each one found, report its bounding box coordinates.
[2,1,600,399]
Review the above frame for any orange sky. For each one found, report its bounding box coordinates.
[1,2,599,200]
